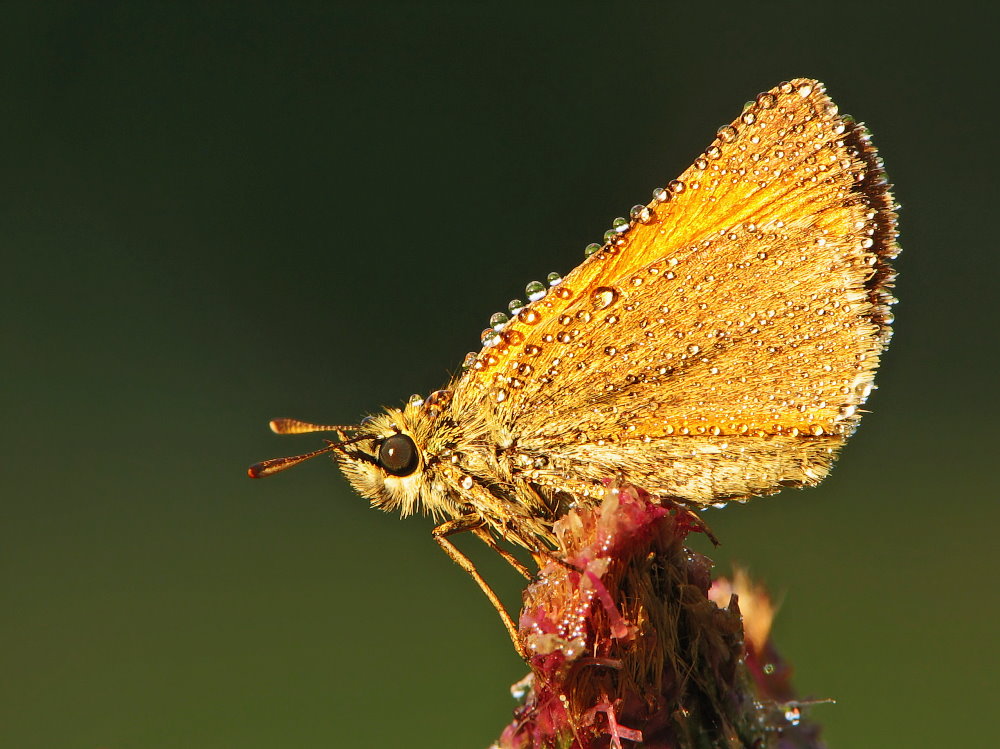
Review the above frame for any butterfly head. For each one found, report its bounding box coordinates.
[331,407,437,517]
[248,390,461,519]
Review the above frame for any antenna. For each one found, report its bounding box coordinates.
[268,418,357,435]
[248,423,371,479]
[248,445,337,478]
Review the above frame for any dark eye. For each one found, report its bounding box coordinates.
[377,434,419,476]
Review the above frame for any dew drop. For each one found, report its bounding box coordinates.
[687,344,701,355]
[461,352,477,369]
[706,145,721,160]
[668,179,686,194]
[756,92,776,109]
[612,217,630,233]
[481,328,501,347]
[525,281,547,302]
[517,308,542,325]
[584,242,601,257]
[460,475,474,490]
[694,158,708,170]
[590,286,619,310]
[556,331,573,344]
[490,312,509,329]
[604,346,617,356]
[603,229,618,243]
[523,344,541,356]
[547,271,563,286]
[652,187,670,203]
[717,125,737,143]
[796,81,813,97]
[408,393,424,406]
[630,204,653,223]
[508,298,525,315]
[503,329,524,345]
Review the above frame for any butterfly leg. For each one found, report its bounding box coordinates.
[470,526,533,580]
[432,516,526,658]
[669,500,720,546]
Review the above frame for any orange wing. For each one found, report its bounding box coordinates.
[454,79,897,450]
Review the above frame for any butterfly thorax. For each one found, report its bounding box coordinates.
[333,390,564,549]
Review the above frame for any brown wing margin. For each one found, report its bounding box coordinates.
[841,119,900,348]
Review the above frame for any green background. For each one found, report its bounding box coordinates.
[4,3,996,747]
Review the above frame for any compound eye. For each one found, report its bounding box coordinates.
[377,434,419,477]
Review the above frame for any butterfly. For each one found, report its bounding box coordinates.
[250,78,898,652]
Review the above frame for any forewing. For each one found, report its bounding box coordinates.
[454,79,897,466]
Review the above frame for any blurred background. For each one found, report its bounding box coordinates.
[3,3,995,747]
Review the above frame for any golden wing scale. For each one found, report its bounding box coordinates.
[250,78,898,655]
[451,78,897,505]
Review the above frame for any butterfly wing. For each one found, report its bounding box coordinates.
[451,79,898,503]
